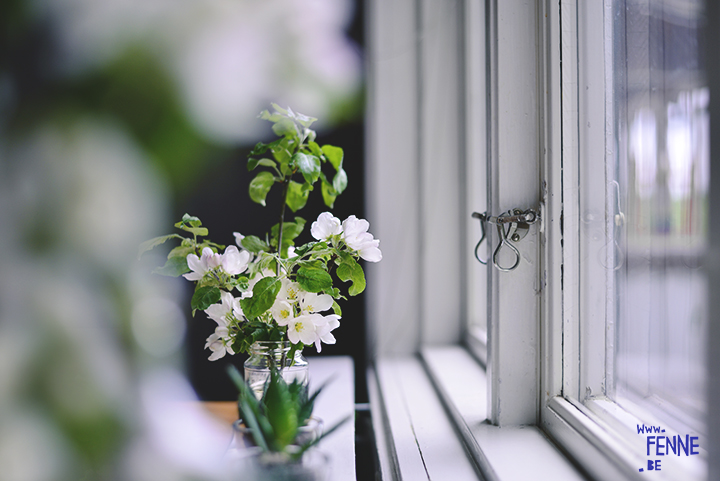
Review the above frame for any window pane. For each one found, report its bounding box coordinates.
[607,0,707,431]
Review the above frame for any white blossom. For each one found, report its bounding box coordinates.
[341,215,382,262]
[221,245,251,275]
[299,292,333,314]
[205,290,236,326]
[271,300,295,326]
[286,315,319,345]
[311,212,342,240]
[204,330,235,361]
[312,313,341,352]
[278,278,302,303]
[183,247,220,281]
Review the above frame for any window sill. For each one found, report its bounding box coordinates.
[369,346,584,480]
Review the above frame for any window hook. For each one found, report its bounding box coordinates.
[472,212,489,265]
[472,208,539,272]
[493,222,521,271]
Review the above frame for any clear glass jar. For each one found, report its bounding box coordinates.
[225,446,330,481]
[244,341,309,399]
[230,417,323,450]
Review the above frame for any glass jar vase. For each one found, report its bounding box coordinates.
[244,341,309,399]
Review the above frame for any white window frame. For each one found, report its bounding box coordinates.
[366,0,716,480]
[540,1,709,480]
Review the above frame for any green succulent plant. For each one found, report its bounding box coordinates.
[227,366,350,461]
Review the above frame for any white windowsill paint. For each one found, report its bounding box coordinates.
[370,346,586,480]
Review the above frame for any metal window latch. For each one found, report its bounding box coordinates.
[472,208,540,272]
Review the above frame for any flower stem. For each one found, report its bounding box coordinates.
[276,178,291,275]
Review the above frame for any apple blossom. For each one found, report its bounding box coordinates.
[271,299,295,326]
[277,278,302,303]
[205,290,237,326]
[341,216,382,262]
[286,315,319,345]
[312,314,340,352]
[299,292,333,314]
[205,330,235,361]
[184,247,220,281]
[311,212,342,240]
[222,245,251,275]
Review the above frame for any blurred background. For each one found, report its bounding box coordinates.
[0,0,365,479]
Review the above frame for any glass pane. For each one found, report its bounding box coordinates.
[609,0,707,431]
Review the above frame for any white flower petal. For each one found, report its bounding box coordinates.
[271,300,295,326]
[300,293,333,314]
[208,348,226,361]
[287,328,301,345]
[359,243,382,262]
[205,290,235,325]
[184,253,208,280]
[320,331,336,345]
[311,212,342,240]
[278,279,302,302]
[201,247,223,269]
[182,271,204,281]
[222,245,251,275]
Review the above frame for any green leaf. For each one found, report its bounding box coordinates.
[181,226,208,236]
[249,141,270,156]
[286,180,310,212]
[173,215,208,236]
[270,218,306,244]
[332,300,343,317]
[293,113,317,129]
[321,145,344,171]
[292,414,352,461]
[297,378,331,426]
[293,152,321,185]
[270,103,289,116]
[296,267,333,293]
[303,128,316,143]
[321,180,337,208]
[337,253,366,296]
[307,141,323,158]
[138,234,184,259]
[272,140,292,164]
[241,235,270,253]
[240,276,281,319]
[272,118,297,137]
[259,109,284,123]
[191,286,222,311]
[293,242,317,258]
[332,168,348,194]
[264,370,298,449]
[247,158,276,171]
[167,244,195,259]
[196,240,225,251]
[249,171,276,206]
[179,213,202,227]
[152,256,190,277]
